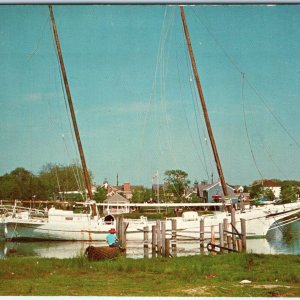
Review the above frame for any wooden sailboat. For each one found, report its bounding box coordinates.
[1,6,300,244]
[1,5,148,243]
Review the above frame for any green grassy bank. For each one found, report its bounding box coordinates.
[0,253,299,296]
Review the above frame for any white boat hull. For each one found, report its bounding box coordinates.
[2,201,300,241]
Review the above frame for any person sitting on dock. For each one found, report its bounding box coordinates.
[106,228,121,248]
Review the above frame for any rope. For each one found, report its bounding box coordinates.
[190,7,300,151]
[241,73,264,180]
[175,29,210,179]
[48,18,87,199]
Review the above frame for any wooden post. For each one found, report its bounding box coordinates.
[219,223,224,253]
[223,218,228,248]
[227,235,233,252]
[161,221,166,257]
[211,225,216,255]
[152,225,157,257]
[241,218,247,252]
[116,216,121,244]
[237,239,242,252]
[165,238,170,257]
[156,220,161,256]
[144,226,149,258]
[171,219,177,257]
[200,218,205,253]
[121,221,127,252]
[231,208,237,250]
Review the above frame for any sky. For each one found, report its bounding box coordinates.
[0,4,300,188]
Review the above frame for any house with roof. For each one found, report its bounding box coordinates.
[103,193,130,215]
[197,181,235,203]
[262,180,281,198]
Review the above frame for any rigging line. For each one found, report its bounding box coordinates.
[61,134,85,200]
[191,7,300,151]
[246,90,290,179]
[182,38,211,180]
[244,77,300,151]
[160,8,181,168]
[152,7,178,169]
[180,13,215,178]
[175,42,209,179]
[48,21,86,197]
[27,15,50,62]
[138,6,168,167]
[241,73,264,180]
[45,100,64,199]
[175,50,208,177]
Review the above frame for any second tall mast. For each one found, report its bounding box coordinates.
[180,6,228,197]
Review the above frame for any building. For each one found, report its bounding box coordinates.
[197,181,235,203]
[103,193,130,215]
[262,180,281,198]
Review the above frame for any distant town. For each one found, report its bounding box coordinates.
[0,164,299,206]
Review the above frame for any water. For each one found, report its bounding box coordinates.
[1,221,299,259]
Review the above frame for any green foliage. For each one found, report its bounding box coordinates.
[0,168,44,200]
[164,169,190,198]
[94,186,107,203]
[281,185,298,202]
[0,254,300,296]
[131,187,153,203]
[263,188,275,201]
[0,164,93,201]
[39,163,91,200]
[249,182,263,199]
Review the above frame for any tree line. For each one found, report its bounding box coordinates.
[0,164,90,201]
[0,166,299,203]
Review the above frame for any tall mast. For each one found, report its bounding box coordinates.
[180,6,228,196]
[49,5,96,207]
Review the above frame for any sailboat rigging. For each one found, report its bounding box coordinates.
[0,6,299,242]
[49,5,96,215]
[180,6,228,197]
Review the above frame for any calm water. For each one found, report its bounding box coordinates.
[1,221,299,259]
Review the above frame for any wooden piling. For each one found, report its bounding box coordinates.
[227,235,233,252]
[241,218,247,251]
[237,239,242,252]
[219,223,224,253]
[152,225,157,257]
[156,220,161,256]
[171,219,177,257]
[143,226,149,258]
[161,221,166,256]
[165,238,171,257]
[231,208,237,250]
[121,221,127,252]
[200,218,205,252]
[223,218,228,248]
[211,225,216,255]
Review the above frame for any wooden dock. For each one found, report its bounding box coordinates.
[116,208,247,258]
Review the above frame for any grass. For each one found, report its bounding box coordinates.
[0,253,299,296]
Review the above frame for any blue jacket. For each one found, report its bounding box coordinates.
[106,233,117,245]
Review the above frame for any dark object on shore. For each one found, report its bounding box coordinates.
[84,245,125,260]
[8,248,17,254]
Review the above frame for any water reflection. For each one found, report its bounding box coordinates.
[1,221,299,259]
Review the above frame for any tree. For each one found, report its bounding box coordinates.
[249,181,263,199]
[263,188,275,201]
[164,170,190,198]
[94,186,107,203]
[0,168,44,200]
[38,163,93,200]
[132,187,153,203]
[281,185,297,203]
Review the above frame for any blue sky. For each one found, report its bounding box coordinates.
[1,5,299,188]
